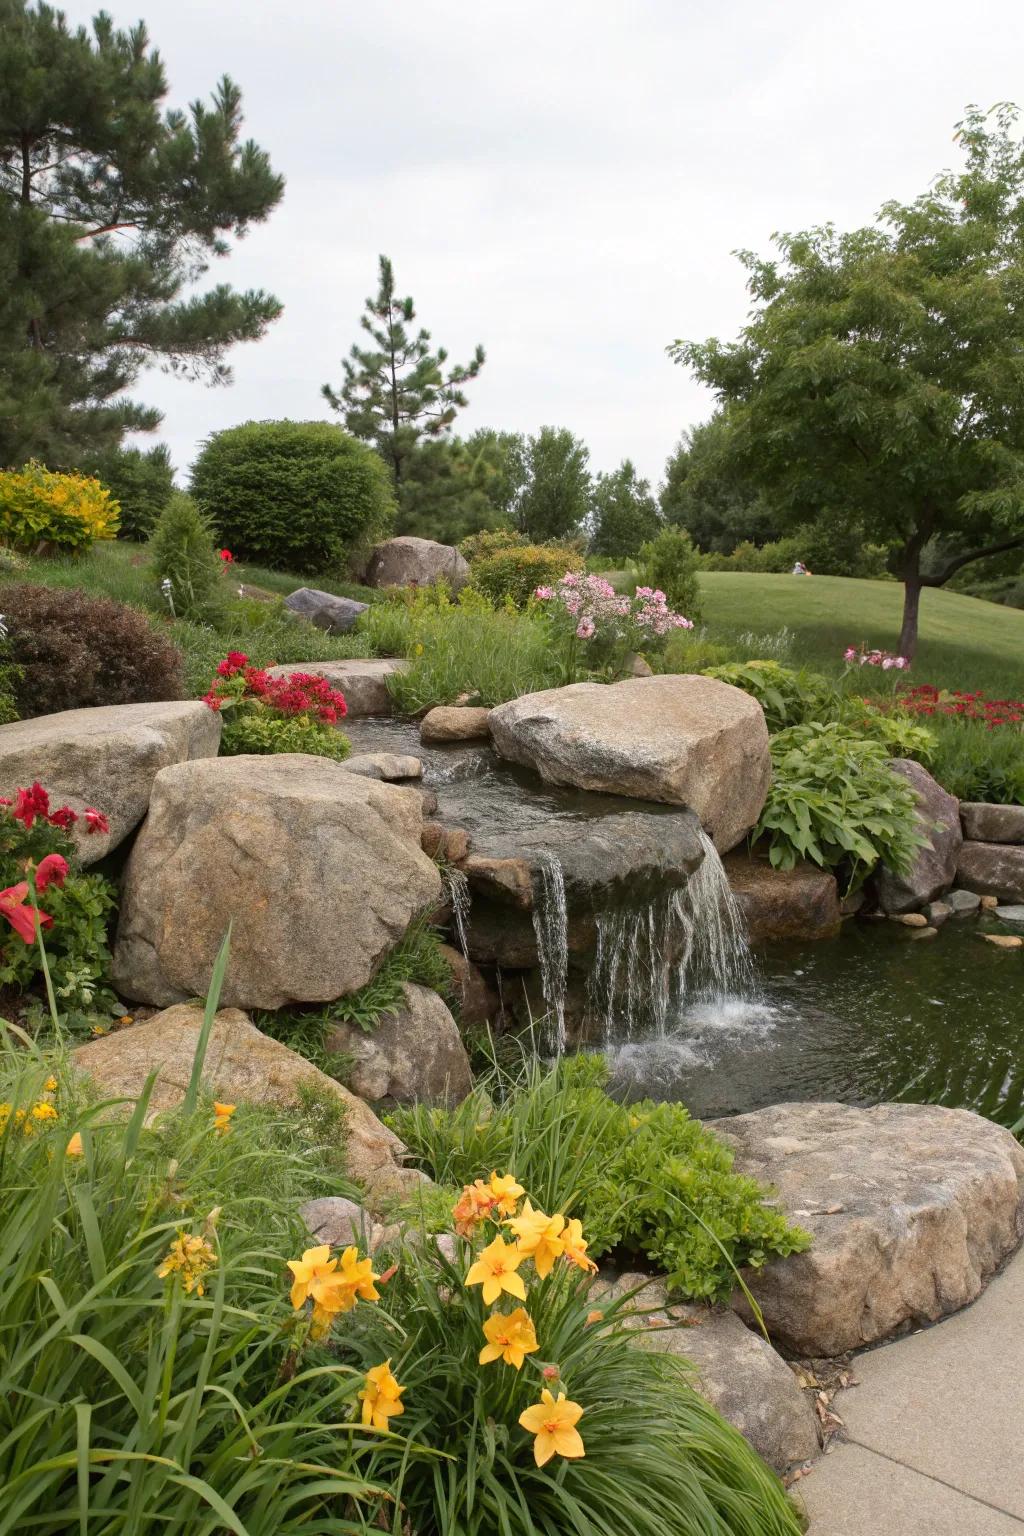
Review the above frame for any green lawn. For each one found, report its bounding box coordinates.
[697,572,1024,695]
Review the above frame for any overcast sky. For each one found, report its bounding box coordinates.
[65,0,1024,487]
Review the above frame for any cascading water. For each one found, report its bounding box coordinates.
[443,865,472,957]
[530,851,569,1054]
[672,829,756,1005]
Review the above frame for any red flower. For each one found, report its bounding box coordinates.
[47,805,78,832]
[219,549,234,563]
[12,782,50,829]
[0,882,52,944]
[216,651,249,677]
[35,853,69,892]
[84,808,109,835]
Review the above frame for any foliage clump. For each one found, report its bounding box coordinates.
[1,583,184,717]
[191,419,395,572]
[470,539,585,609]
[149,491,227,622]
[0,462,119,551]
[637,524,704,619]
[85,443,175,540]
[390,1054,810,1302]
[202,651,351,762]
[704,660,839,732]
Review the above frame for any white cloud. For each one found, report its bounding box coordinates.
[62,0,1024,485]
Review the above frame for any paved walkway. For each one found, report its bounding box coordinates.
[798,1248,1024,1534]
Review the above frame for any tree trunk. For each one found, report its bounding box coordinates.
[898,577,922,661]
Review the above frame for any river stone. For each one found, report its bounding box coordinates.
[342,752,423,781]
[112,755,441,1010]
[299,1195,381,1248]
[326,982,472,1106]
[364,535,470,592]
[947,887,982,916]
[960,803,1024,844]
[592,1271,818,1473]
[436,942,499,1027]
[265,659,409,717]
[982,933,1023,949]
[712,1101,1024,1357]
[72,1005,424,1204]
[957,841,1024,904]
[0,701,220,865]
[284,587,368,634]
[420,706,492,743]
[997,905,1024,924]
[874,760,962,914]
[488,675,771,853]
[724,853,841,942]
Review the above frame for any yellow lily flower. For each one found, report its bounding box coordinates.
[65,1132,84,1157]
[212,1102,236,1136]
[319,1246,381,1314]
[561,1217,598,1274]
[519,1388,585,1465]
[286,1245,339,1310]
[452,1178,496,1236]
[157,1232,217,1296]
[505,1200,566,1279]
[465,1235,527,1304]
[359,1359,406,1429]
[479,1306,539,1369]
[488,1170,525,1216]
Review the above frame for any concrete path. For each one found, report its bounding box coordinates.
[798,1248,1024,1534]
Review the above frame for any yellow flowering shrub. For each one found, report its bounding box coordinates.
[0,460,120,551]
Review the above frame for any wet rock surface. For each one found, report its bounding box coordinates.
[725,853,841,942]
[874,759,962,914]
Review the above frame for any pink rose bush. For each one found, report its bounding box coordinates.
[843,644,910,672]
[535,573,692,677]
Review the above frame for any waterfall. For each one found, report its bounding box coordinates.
[444,866,472,957]
[671,829,756,1004]
[531,852,569,1054]
[585,829,755,1043]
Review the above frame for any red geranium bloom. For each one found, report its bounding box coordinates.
[216,651,249,677]
[47,805,78,831]
[35,853,69,892]
[219,549,234,563]
[84,808,109,835]
[0,882,52,944]
[12,782,50,829]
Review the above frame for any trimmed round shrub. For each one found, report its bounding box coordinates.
[0,462,119,552]
[470,541,585,609]
[1,584,184,718]
[637,526,704,621]
[190,420,395,572]
[83,444,175,541]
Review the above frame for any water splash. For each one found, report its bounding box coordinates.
[531,852,569,1054]
[588,895,677,1042]
[444,866,472,957]
[672,829,756,1004]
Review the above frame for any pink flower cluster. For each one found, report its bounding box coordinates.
[203,654,348,724]
[535,573,693,643]
[843,645,910,672]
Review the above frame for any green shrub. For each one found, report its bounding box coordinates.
[837,700,937,764]
[637,526,704,620]
[390,1054,809,1302]
[219,709,351,760]
[657,626,738,673]
[705,659,839,732]
[756,721,928,885]
[470,540,585,608]
[0,791,115,1016]
[1,583,184,717]
[148,491,227,623]
[702,528,890,578]
[459,525,527,562]
[0,462,119,552]
[190,419,395,572]
[82,443,175,540]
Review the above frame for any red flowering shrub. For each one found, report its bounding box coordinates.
[203,654,351,761]
[0,785,116,1011]
[901,684,1024,730]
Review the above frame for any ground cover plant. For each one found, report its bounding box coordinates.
[202,651,352,761]
[390,1053,809,1302]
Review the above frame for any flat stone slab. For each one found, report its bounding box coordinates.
[0,701,221,863]
[342,752,422,781]
[800,1249,1024,1532]
[284,588,368,633]
[265,659,408,716]
[960,803,1024,845]
[996,905,1024,924]
[711,1101,1024,1357]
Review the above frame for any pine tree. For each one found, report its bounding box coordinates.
[323,255,485,488]
[0,1,284,465]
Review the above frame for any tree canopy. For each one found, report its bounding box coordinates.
[323,254,485,490]
[589,458,660,558]
[514,425,591,542]
[671,104,1024,656]
[0,0,284,465]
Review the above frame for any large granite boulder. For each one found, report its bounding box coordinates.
[488,675,771,852]
[284,587,368,634]
[0,701,220,865]
[73,1005,424,1204]
[957,841,1024,903]
[593,1272,819,1474]
[365,536,470,593]
[724,853,841,942]
[961,803,1024,844]
[265,659,408,717]
[112,755,441,1010]
[325,982,472,1106]
[712,1101,1024,1357]
[874,759,962,913]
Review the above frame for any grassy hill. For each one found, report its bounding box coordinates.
[696,572,1024,695]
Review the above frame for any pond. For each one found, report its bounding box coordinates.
[607,921,1024,1124]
